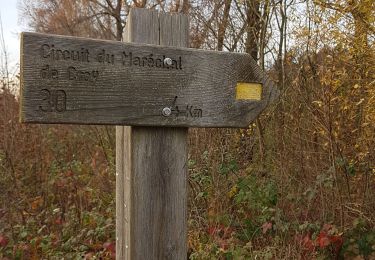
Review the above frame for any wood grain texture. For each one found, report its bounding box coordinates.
[116,125,131,260]
[130,127,187,260]
[20,27,277,127]
[116,8,188,260]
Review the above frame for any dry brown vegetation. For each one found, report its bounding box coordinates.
[0,0,374,258]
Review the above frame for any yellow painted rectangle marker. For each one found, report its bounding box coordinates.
[236,83,262,100]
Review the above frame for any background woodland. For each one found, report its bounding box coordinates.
[0,0,374,258]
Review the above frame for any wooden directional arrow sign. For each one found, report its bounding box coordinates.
[20,32,277,127]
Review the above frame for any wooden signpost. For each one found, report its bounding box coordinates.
[20,8,277,260]
[20,23,276,127]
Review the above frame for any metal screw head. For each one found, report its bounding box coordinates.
[164,57,173,66]
[162,107,172,117]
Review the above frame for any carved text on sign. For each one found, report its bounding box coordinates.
[96,49,115,64]
[39,89,67,112]
[122,52,182,69]
[40,65,100,82]
[168,97,202,118]
[67,67,99,82]
[40,44,183,70]
[41,44,90,63]
[40,65,59,79]
[171,105,202,117]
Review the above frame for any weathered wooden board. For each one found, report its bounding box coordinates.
[20,32,277,127]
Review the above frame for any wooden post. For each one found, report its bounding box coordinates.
[20,9,278,260]
[116,9,189,260]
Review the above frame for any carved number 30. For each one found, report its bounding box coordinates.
[39,89,67,112]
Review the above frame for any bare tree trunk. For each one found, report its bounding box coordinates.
[274,0,287,167]
[114,0,124,41]
[245,0,260,60]
[217,0,232,51]
[259,0,269,70]
[244,0,267,164]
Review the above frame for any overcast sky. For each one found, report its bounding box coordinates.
[1,0,23,72]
